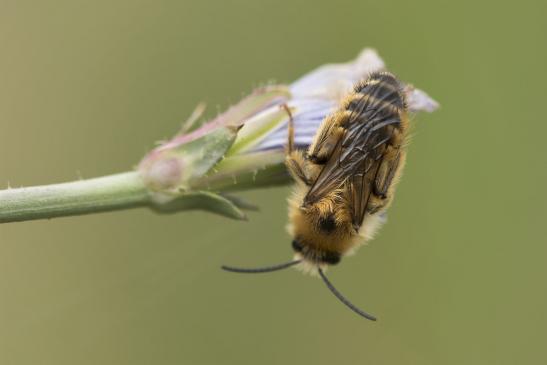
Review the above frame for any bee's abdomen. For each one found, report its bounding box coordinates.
[340,73,407,156]
[347,72,406,117]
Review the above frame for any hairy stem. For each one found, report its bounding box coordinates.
[0,172,150,223]
[0,165,291,224]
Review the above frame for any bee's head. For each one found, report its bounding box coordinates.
[288,206,349,266]
[291,238,341,265]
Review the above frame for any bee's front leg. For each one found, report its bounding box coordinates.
[286,151,312,186]
[283,105,312,185]
[283,104,314,186]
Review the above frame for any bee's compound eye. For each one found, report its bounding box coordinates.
[323,251,341,265]
[292,239,303,252]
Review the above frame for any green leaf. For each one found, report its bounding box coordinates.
[221,194,259,211]
[150,190,247,220]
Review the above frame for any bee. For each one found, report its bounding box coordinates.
[223,72,410,320]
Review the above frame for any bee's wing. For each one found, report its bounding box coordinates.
[305,74,404,228]
[345,151,386,229]
[303,137,347,204]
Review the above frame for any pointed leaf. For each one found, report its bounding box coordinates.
[150,190,247,220]
[221,193,259,211]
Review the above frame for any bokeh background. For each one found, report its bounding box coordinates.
[1,1,546,364]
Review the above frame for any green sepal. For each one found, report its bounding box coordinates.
[221,194,259,211]
[139,125,238,192]
[170,126,238,183]
[227,104,294,156]
[150,190,248,220]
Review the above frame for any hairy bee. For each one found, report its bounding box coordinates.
[223,72,410,320]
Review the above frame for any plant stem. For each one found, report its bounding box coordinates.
[0,172,150,223]
[0,165,291,224]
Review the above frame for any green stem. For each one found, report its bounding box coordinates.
[0,172,150,223]
[0,165,291,224]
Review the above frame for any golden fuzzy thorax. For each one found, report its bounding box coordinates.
[284,72,409,271]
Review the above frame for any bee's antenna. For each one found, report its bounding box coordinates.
[318,267,377,321]
[221,259,301,274]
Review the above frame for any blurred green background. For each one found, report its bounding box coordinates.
[1,1,546,364]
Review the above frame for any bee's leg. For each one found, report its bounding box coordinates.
[369,149,405,214]
[283,103,295,155]
[282,104,312,185]
[307,112,344,165]
[286,150,311,185]
[374,150,401,198]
